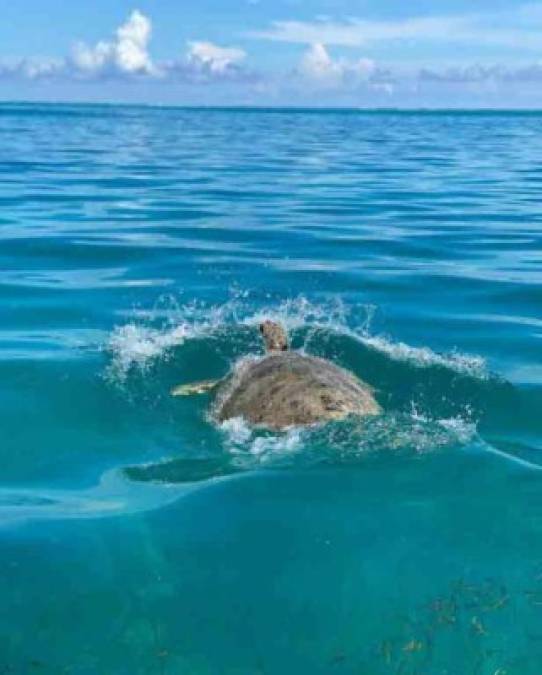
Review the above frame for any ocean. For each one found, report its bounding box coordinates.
[1,103,542,674]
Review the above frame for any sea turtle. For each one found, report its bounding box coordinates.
[171,320,381,430]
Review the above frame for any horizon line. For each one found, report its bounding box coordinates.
[1,99,542,113]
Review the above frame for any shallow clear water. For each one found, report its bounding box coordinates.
[1,103,542,673]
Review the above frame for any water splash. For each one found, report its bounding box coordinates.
[104,294,490,382]
[100,294,496,486]
[216,410,478,470]
[106,323,192,381]
[220,417,305,464]
[105,296,241,381]
[356,334,488,379]
[119,409,480,490]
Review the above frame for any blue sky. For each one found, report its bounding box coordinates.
[3,1,542,107]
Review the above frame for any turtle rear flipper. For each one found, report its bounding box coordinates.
[171,380,220,397]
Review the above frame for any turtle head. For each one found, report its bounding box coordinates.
[259,320,289,352]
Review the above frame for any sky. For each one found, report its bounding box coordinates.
[3,1,542,107]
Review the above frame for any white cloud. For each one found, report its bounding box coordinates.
[3,4,542,106]
[249,11,542,50]
[67,12,248,81]
[300,43,339,80]
[72,42,111,73]
[250,16,470,47]
[420,63,542,84]
[0,58,64,80]
[116,10,153,72]
[186,41,246,74]
[71,10,155,76]
[299,43,375,86]
[0,10,252,86]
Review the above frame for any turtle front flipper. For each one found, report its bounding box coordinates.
[171,380,221,396]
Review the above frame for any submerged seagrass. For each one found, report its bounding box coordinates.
[173,320,381,430]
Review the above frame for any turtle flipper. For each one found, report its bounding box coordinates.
[171,380,220,396]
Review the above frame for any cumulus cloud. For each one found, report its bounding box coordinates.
[299,43,375,86]
[71,10,155,76]
[67,11,250,82]
[0,9,252,85]
[186,41,246,74]
[3,4,542,105]
[295,43,395,97]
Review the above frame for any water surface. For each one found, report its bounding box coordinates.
[1,104,542,674]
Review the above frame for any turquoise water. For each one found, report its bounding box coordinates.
[1,103,542,674]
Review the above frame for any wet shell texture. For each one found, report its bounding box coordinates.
[214,352,380,430]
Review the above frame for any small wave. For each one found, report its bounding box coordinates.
[319,413,478,458]
[356,334,488,379]
[104,294,490,383]
[123,411,479,488]
[240,295,351,334]
[217,410,477,468]
[476,441,542,472]
[0,468,217,528]
[106,323,193,381]
[237,297,488,379]
[105,296,244,381]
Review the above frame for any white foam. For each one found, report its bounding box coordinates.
[220,417,304,463]
[106,323,192,380]
[104,294,490,383]
[104,295,244,380]
[437,416,478,444]
[356,334,488,378]
[250,431,303,457]
[242,296,488,379]
[217,406,477,467]
[406,403,477,448]
[220,417,253,446]
[355,411,477,456]
[241,295,350,334]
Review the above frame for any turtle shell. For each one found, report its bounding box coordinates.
[213,351,380,430]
